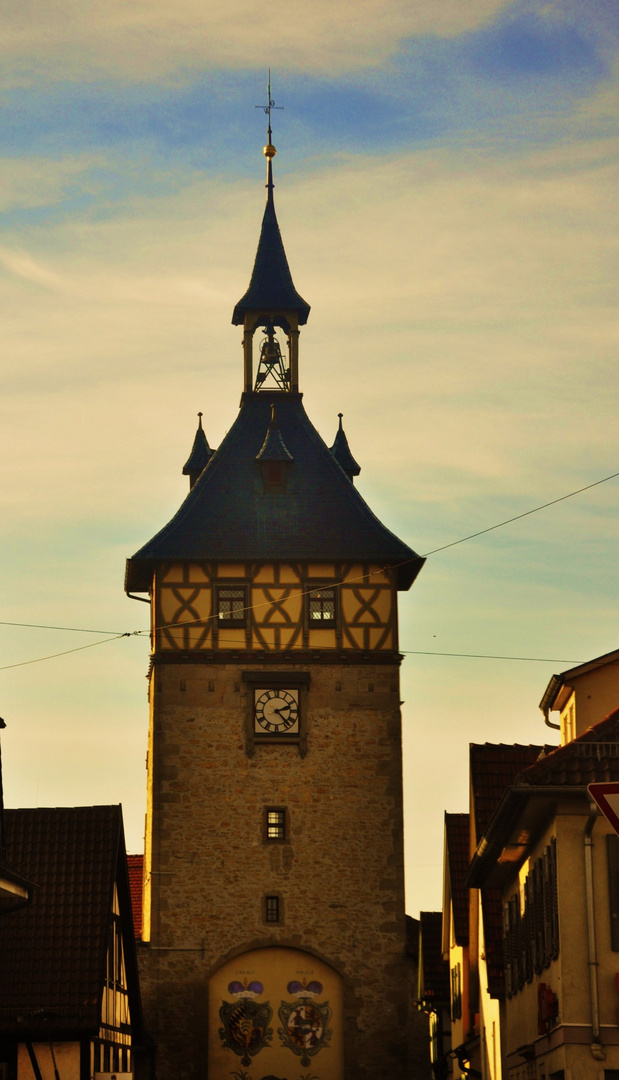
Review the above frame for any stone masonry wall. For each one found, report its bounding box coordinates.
[139,659,410,1080]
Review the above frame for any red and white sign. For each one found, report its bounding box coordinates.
[588,782,619,836]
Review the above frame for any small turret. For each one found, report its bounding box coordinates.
[182,412,213,490]
[330,413,361,482]
[256,404,293,492]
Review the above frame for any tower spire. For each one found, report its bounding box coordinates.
[233,75,310,395]
[256,68,283,200]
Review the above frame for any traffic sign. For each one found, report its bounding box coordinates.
[588,782,619,836]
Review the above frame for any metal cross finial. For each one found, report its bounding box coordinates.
[256,69,283,143]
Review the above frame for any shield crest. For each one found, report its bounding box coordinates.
[278,996,332,1067]
[219,997,273,1067]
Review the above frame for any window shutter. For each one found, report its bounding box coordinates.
[607,834,619,951]
[549,837,559,960]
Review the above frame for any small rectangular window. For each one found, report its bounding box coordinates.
[307,587,336,625]
[265,895,280,923]
[265,807,286,841]
[216,586,247,626]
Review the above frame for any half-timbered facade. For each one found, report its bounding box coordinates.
[126,118,424,1080]
[153,559,398,654]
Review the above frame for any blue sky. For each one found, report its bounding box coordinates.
[1,0,619,914]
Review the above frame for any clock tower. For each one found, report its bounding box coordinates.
[126,119,424,1080]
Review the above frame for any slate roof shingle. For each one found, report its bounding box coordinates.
[232,175,310,326]
[126,392,424,592]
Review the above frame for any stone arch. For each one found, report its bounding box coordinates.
[207,944,344,1080]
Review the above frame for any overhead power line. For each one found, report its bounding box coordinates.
[0,619,125,635]
[419,469,619,560]
[0,467,616,672]
[400,650,583,663]
[0,634,129,672]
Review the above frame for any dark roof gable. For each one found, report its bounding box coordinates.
[445,813,469,946]
[0,805,141,1039]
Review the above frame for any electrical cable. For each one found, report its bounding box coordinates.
[0,631,142,672]
[418,469,619,561]
[0,619,125,635]
[1,467,616,671]
[399,650,583,663]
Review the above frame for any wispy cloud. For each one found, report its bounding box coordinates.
[1,0,510,86]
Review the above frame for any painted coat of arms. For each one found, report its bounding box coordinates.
[219,980,273,1067]
[278,980,332,1067]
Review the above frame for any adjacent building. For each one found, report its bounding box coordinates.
[468,708,619,1079]
[0,805,142,1080]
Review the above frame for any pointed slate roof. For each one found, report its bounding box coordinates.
[0,805,142,1039]
[126,391,423,592]
[182,413,213,484]
[330,413,360,481]
[256,405,293,462]
[232,161,310,326]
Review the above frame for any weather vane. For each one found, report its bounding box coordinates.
[256,69,283,144]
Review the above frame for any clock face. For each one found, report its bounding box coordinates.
[254,688,299,735]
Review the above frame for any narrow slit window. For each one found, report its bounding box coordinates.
[265,895,280,924]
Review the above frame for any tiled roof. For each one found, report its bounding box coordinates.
[0,805,139,1038]
[469,745,556,1002]
[419,911,449,1003]
[445,813,469,946]
[467,716,619,895]
[126,391,424,592]
[127,854,143,939]
[470,743,556,843]
[517,707,619,787]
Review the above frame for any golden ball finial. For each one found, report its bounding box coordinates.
[263,142,277,159]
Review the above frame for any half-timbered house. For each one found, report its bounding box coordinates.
[0,805,142,1080]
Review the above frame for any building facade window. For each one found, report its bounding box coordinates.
[503,837,559,997]
[264,807,287,841]
[265,895,281,924]
[216,586,247,626]
[451,962,462,1021]
[307,587,337,626]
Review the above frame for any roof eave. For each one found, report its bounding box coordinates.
[465,784,588,889]
[126,554,424,595]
